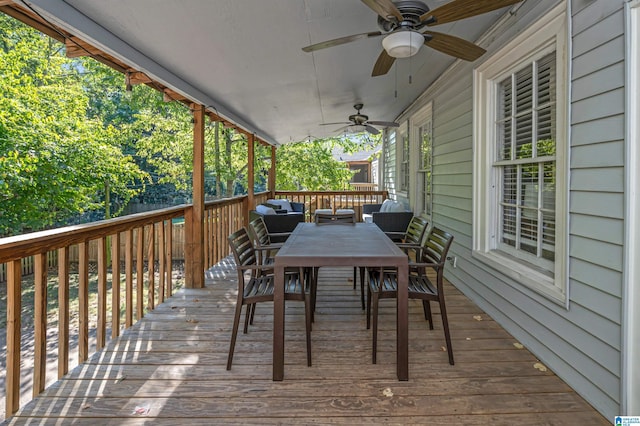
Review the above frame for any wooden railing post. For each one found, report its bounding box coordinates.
[269,145,276,196]
[191,104,205,289]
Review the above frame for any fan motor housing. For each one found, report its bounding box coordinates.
[377,1,430,32]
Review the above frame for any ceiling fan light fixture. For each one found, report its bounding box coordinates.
[347,124,367,134]
[382,30,423,58]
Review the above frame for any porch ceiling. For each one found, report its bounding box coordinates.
[26,0,513,145]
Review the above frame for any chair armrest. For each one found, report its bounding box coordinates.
[384,231,406,242]
[362,203,382,214]
[254,243,284,251]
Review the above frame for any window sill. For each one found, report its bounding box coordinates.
[472,249,567,307]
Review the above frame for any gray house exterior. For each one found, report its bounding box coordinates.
[379,0,639,420]
[5,0,637,421]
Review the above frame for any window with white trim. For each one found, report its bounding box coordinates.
[473,3,568,304]
[400,132,410,193]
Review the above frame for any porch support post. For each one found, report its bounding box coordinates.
[269,145,276,197]
[188,103,205,289]
[247,133,255,227]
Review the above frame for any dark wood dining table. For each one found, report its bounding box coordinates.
[273,222,409,380]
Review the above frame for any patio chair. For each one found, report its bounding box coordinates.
[366,227,455,365]
[226,228,312,370]
[315,211,356,224]
[312,210,364,311]
[394,216,429,261]
[355,215,429,311]
[248,216,288,267]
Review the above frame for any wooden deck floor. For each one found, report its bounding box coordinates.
[5,259,609,425]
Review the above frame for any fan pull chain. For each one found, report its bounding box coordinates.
[394,64,398,98]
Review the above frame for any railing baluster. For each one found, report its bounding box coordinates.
[147,224,155,310]
[57,246,69,378]
[78,241,89,363]
[158,221,166,303]
[32,253,47,395]
[33,253,47,397]
[97,237,107,349]
[111,232,121,338]
[136,226,144,320]
[166,221,173,297]
[6,259,22,416]
[125,229,134,328]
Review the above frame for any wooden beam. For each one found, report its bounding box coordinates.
[189,104,205,288]
[65,37,102,58]
[0,4,64,42]
[0,1,17,7]
[126,71,152,85]
[163,88,188,103]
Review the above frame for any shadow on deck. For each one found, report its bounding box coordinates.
[4,258,609,425]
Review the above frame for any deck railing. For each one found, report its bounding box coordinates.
[0,189,386,418]
[274,190,388,221]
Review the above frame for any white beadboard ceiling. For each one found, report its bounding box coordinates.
[26,0,515,145]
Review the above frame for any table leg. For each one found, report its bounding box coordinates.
[273,264,285,380]
[397,261,408,380]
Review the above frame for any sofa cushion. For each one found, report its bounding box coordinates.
[256,204,277,215]
[380,199,395,212]
[387,201,406,212]
[267,199,293,212]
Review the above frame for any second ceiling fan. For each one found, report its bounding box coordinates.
[322,103,399,135]
[302,0,522,76]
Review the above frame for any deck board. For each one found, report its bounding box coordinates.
[5,262,609,425]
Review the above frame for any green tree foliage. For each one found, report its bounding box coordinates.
[0,15,146,236]
[0,13,378,238]
[275,138,355,190]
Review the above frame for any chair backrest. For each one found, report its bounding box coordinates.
[404,216,429,245]
[421,227,454,270]
[315,212,356,224]
[228,227,258,267]
[248,216,271,246]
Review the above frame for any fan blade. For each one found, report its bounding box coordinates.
[371,50,396,76]
[302,31,382,52]
[421,0,522,25]
[320,122,351,126]
[423,31,486,61]
[367,120,400,127]
[365,125,380,135]
[361,0,403,21]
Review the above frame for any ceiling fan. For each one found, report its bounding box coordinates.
[321,103,400,135]
[302,0,522,76]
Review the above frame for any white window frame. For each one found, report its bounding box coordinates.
[411,102,433,218]
[472,2,569,305]
[397,122,410,194]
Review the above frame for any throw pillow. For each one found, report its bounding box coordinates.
[380,199,394,212]
[256,204,276,215]
[267,199,293,212]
